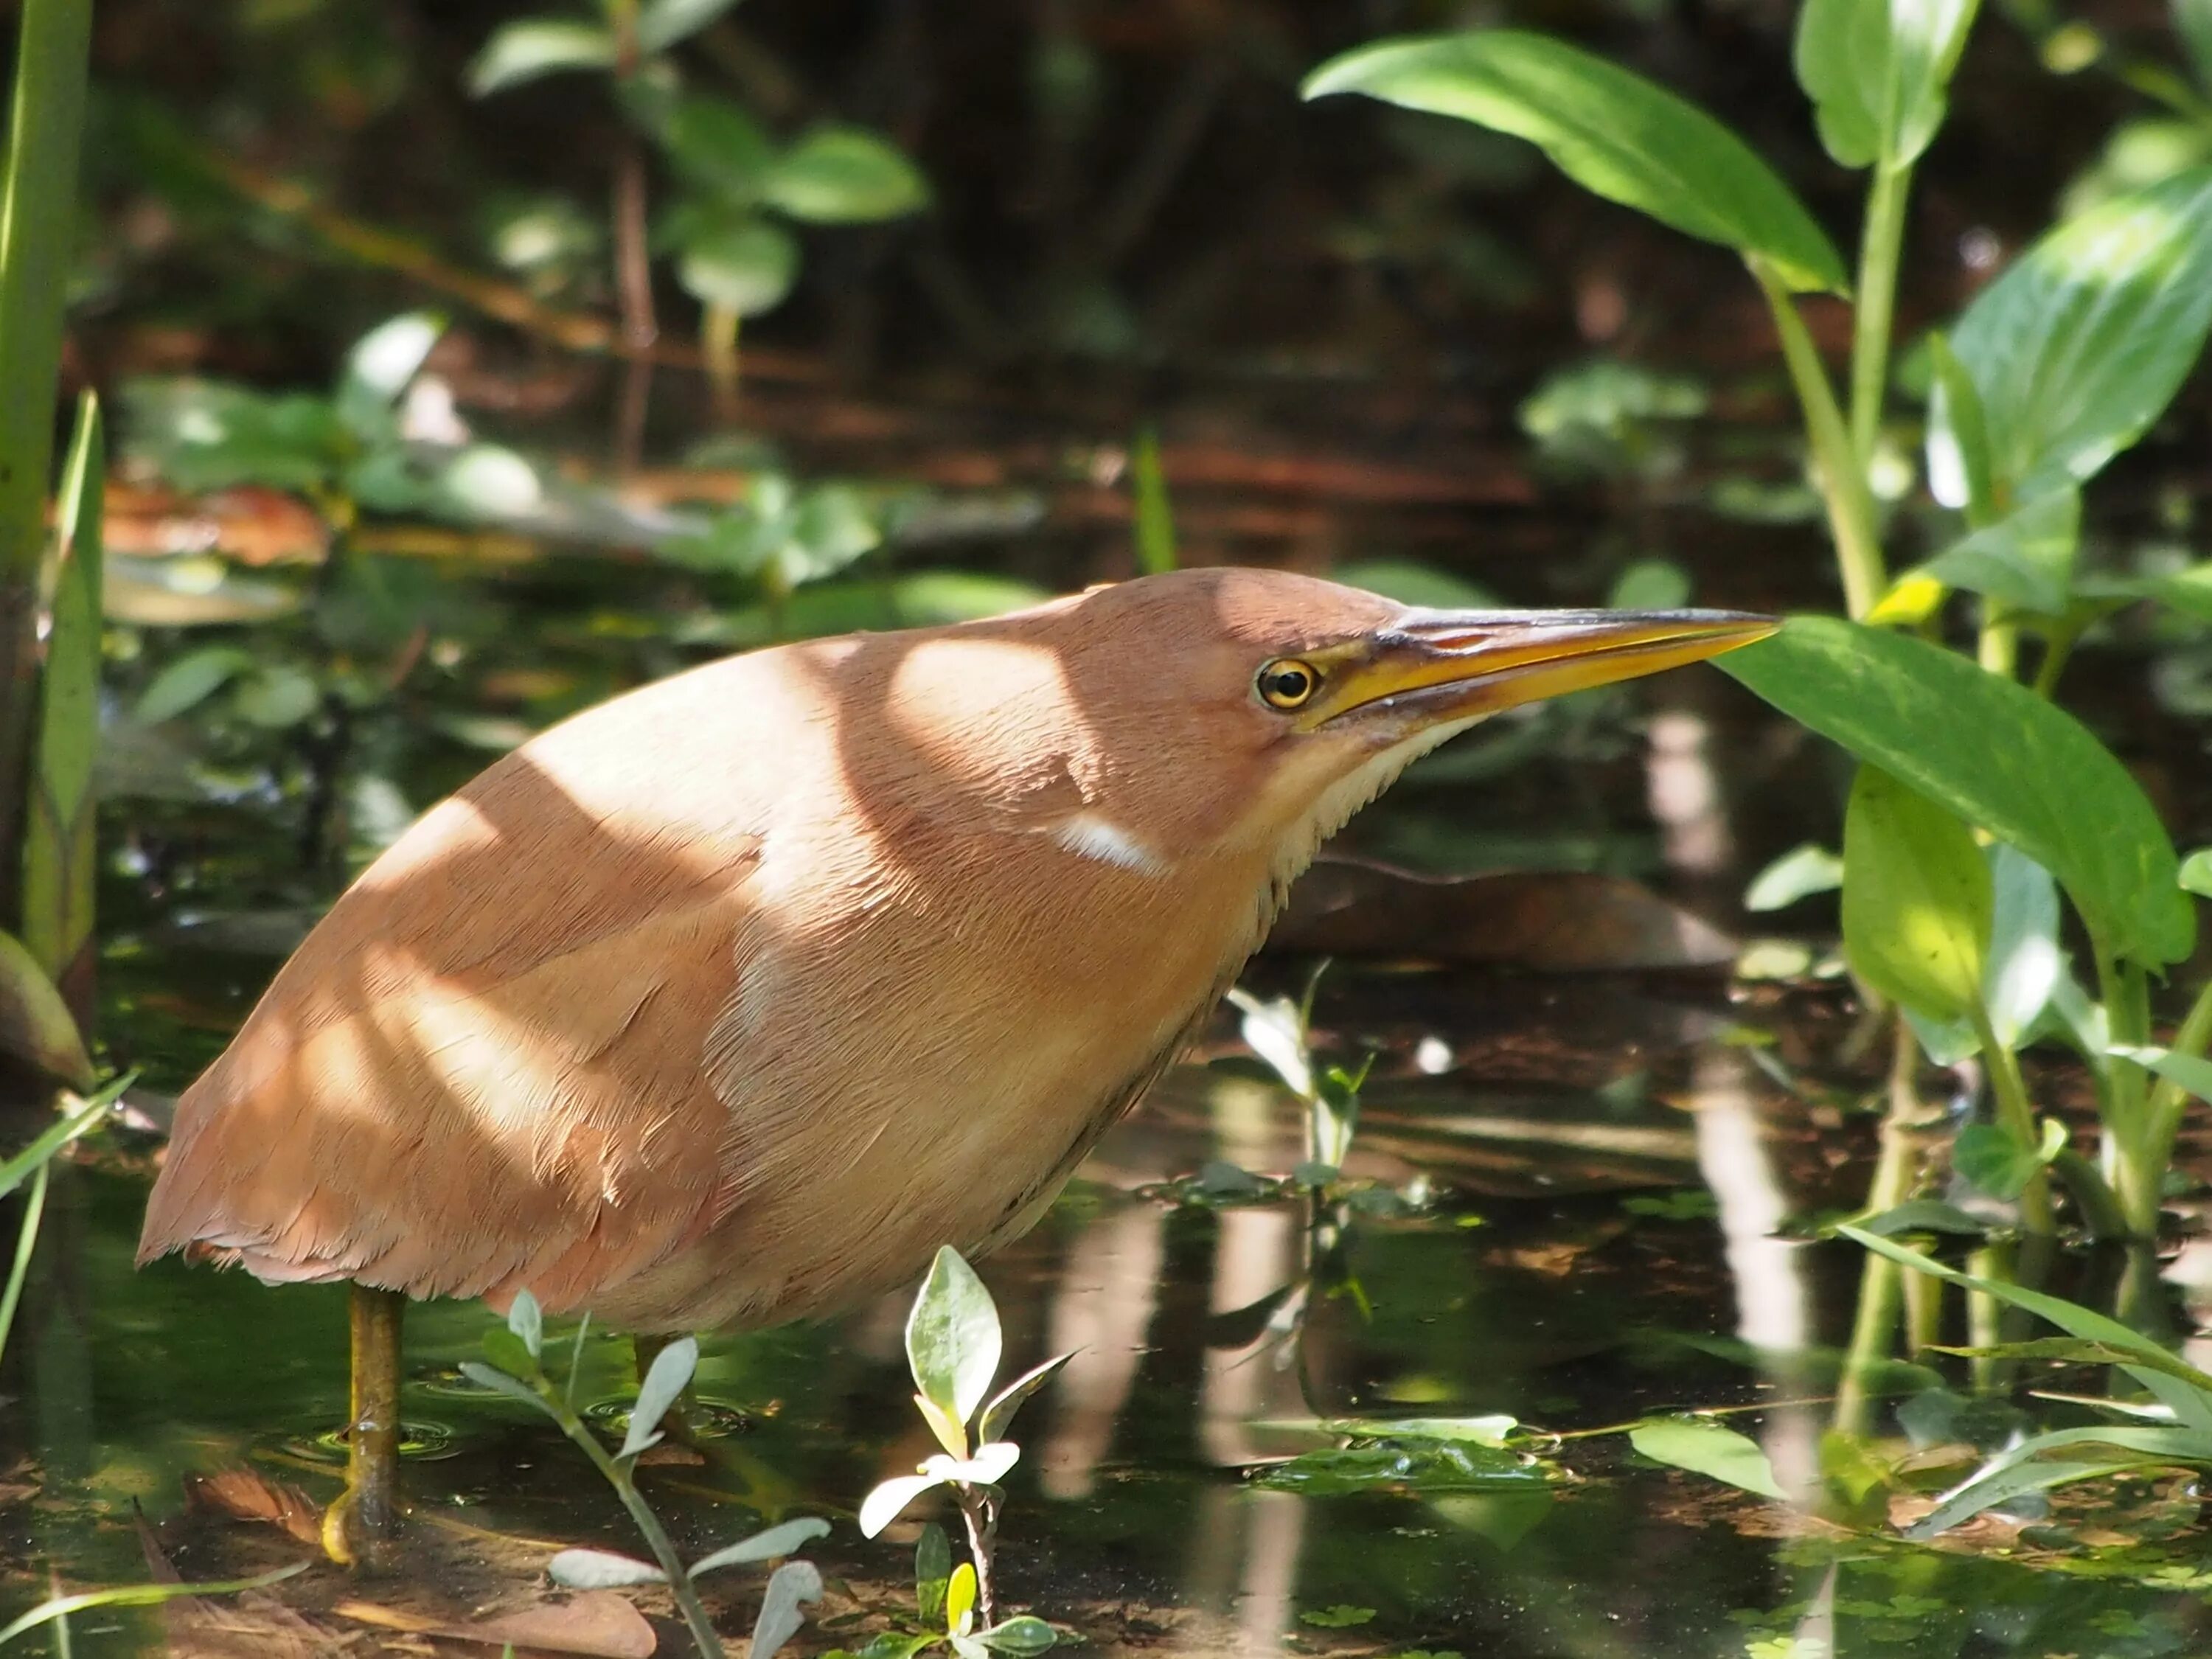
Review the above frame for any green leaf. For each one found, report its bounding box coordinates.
[1628,1416,1788,1499]
[1953,1120,2063,1200]
[0,936,96,1088]
[1910,1455,2148,1537]
[337,312,442,435]
[459,1360,554,1410]
[1303,31,1847,293]
[1745,842,1843,911]
[0,1081,120,1198]
[1793,0,1980,171]
[622,1335,698,1458]
[1938,167,2212,503]
[1841,1225,2212,1438]
[2177,0,2212,94]
[1843,765,1991,1022]
[2111,1043,2212,1104]
[945,1562,978,1635]
[234,667,322,730]
[688,1517,830,1578]
[1298,1607,1377,1630]
[676,216,799,316]
[763,125,931,223]
[906,1247,1001,1430]
[655,94,776,200]
[1857,1198,1989,1235]
[636,0,744,54]
[977,1351,1074,1446]
[467,18,616,96]
[1130,425,1176,575]
[480,1326,540,1383]
[1925,332,1995,521]
[507,1289,544,1360]
[860,1472,944,1538]
[1919,488,2080,614]
[2180,847,2212,896]
[977,1615,1057,1655]
[1718,617,2194,966]
[914,1523,952,1625]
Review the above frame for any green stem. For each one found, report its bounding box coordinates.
[2138,973,2212,1221]
[2030,625,2081,699]
[0,1160,50,1367]
[1848,163,1913,471]
[1751,260,1888,619]
[2049,1149,2126,1240]
[1969,1007,2053,1235]
[2098,953,2161,1236]
[0,0,95,923]
[1836,1017,1930,1433]
[1977,609,2019,680]
[554,1400,726,1658]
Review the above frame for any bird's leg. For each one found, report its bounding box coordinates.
[321,1282,406,1566]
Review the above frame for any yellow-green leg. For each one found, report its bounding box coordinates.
[322,1282,405,1565]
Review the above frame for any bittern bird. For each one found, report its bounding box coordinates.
[138,566,1773,1548]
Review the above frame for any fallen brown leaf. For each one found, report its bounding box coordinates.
[336,1590,658,1658]
[184,1467,326,1548]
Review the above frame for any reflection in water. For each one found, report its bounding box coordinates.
[1039,1204,1163,1500]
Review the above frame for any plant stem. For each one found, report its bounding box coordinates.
[554,1399,727,1659]
[2137,973,2212,1227]
[0,0,94,924]
[2098,952,2161,1236]
[1836,1017,1933,1433]
[0,1161,51,1367]
[703,305,742,417]
[1750,260,1888,620]
[1848,163,1912,471]
[1969,1009,2053,1234]
[608,0,656,473]
[953,1484,1000,1630]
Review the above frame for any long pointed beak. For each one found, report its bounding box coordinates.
[1312,608,1779,729]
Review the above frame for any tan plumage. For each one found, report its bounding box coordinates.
[139,567,1772,1333]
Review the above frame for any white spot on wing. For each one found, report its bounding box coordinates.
[1052,813,1167,874]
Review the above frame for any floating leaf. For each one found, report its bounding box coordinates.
[1629,1416,1787,1499]
[905,1247,1001,1430]
[1719,617,2193,966]
[1843,765,1991,1023]
[1304,31,1847,293]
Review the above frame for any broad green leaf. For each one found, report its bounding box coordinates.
[480,1326,539,1383]
[763,126,931,223]
[1843,766,1990,1021]
[1304,32,1847,293]
[2182,847,2212,896]
[234,667,321,730]
[636,0,743,54]
[468,19,616,97]
[656,94,777,200]
[1609,557,1691,611]
[1628,1416,1787,1499]
[1842,1225,2212,1438]
[914,1523,952,1624]
[1983,844,2062,1044]
[1719,617,2194,965]
[676,216,799,316]
[906,1247,1001,1428]
[689,1517,831,1577]
[2111,1043,2212,1104]
[860,1472,943,1538]
[1857,1198,1989,1234]
[976,1616,1057,1655]
[1938,168,2212,503]
[748,1559,824,1659]
[549,1548,666,1587]
[1925,332,1995,519]
[1952,1119,2065,1201]
[1745,842,1843,911]
[0,935,95,1088]
[1919,488,2080,614]
[1333,559,1503,611]
[622,1335,698,1458]
[977,1351,1075,1446]
[1794,0,1980,171]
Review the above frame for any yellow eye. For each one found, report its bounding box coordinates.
[1256,658,1320,710]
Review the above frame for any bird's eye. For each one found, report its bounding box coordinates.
[1256,659,1320,710]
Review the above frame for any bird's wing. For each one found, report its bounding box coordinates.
[136,719,770,1315]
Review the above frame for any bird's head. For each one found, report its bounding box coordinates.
[866,567,1775,877]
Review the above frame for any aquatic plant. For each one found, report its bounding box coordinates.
[859,1247,1069,1639]
[467,1290,829,1659]
[1306,12,2212,1246]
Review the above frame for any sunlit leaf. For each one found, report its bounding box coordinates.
[1952,1119,2065,1201]
[468,18,615,96]
[1744,843,1843,911]
[748,1559,824,1659]
[0,929,95,1086]
[763,126,931,223]
[1843,766,1990,1022]
[507,1288,543,1360]
[1937,167,2212,503]
[1719,618,2194,966]
[1228,989,1313,1099]
[905,1247,1001,1430]
[945,1563,978,1635]
[549,1548,667,1588]
[1924,332,1995,518]
[976,1615,1057,1655]
[338,312,442,434]
[1628,1416,1787,1499]
[860,1472,944,1538]
[622,1336,698,1458]
[1910,1455,2146,1537]
[1304,31,1847,293]
[1794,0,1980,171]
[0,1082,120,1197]
[480,1326,539,1383]
[2110,1043,2212,1104]
[2180,847,2212,896]
[689,1517,831,1578]
[636,0,744,53]
[1983,844,2062,1044]
[977,1352,1074,1446]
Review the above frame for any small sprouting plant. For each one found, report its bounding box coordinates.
[467,1290,827,1659]
[825,1522,1054,1659]
[858,1247,1069,1640]
[1228,964,1374,1183]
